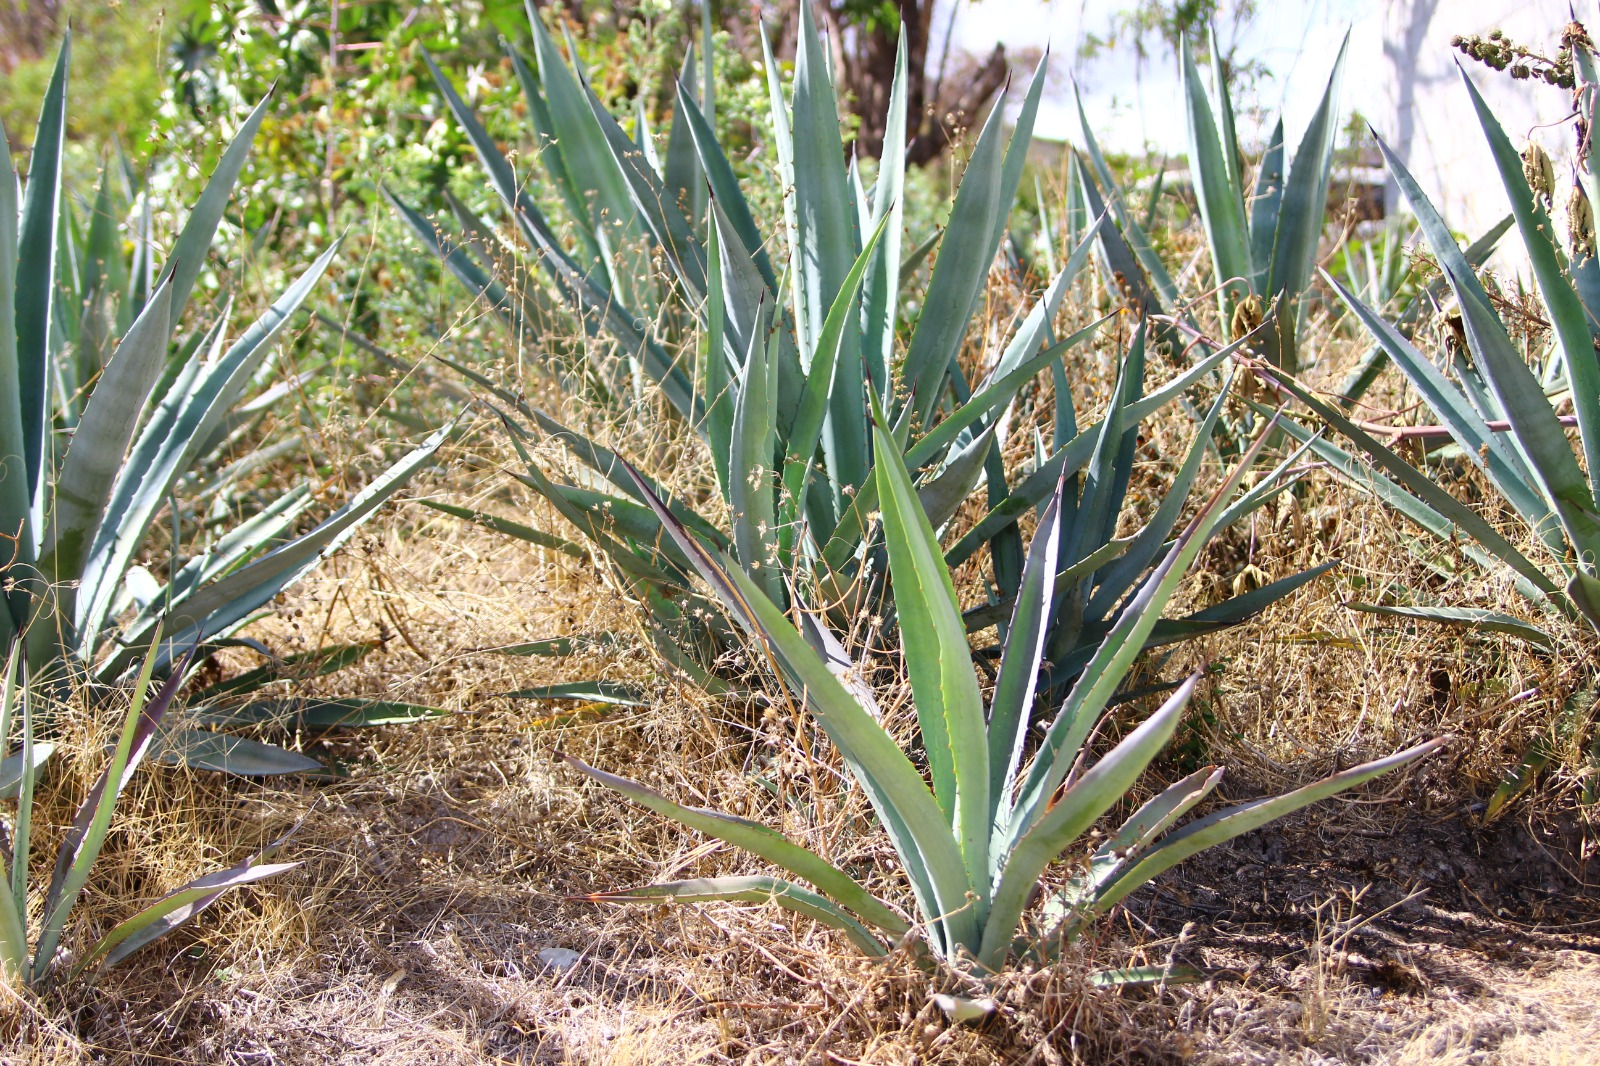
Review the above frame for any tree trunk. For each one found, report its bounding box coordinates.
[811,1,1009,164]
[0,0,64,75]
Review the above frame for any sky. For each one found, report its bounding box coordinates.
[939,0,1383,153]
[937,0,1580,247]
[939,0,1569,152]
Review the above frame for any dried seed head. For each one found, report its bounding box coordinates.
[1569,182,1596,261]
[1563,20,1594,54]
[1230,292,1264,344]
[1441,303,1469,363]
[1522,143,1555,204]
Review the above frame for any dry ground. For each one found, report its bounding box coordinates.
[4,338,1599,1064]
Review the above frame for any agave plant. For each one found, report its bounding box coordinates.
[408,5,1318,699]
[1064,31,1344,379]
[0,634,297,987]
[1265,62,1600,647]
[560,419,1440,975]
[1,38,450,772]
[1073,33,1516,415]
[402,1,1057,583]
[1331,215,1512,410]
[1256,50,1600,807]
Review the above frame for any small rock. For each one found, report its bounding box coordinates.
[932,993,996,1024]
[537,947,582,974]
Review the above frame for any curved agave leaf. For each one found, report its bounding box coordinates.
[1045,764,1223,934]
[385,189,520,331]
[505,682,644,706]
[103,422,454,681]
[78,244,343,660]
[14,37,69,557]
[759,23,803,345]
[730,299,779,599]
[0,120,28,617]
[1262,32,1347,372]
[574,72,707,299]
[664,45,705,230]
[0,643,36,960]
[43,270,175,596]
[582,875,888,957]
[1569,570,1600,631]
[1459,68,1600,524]
[1272,411,1558,606]
[1089,739,1444,915]
[860,26,909,396]
[1074,91,1179,312]
[677,81,775,291]
[1260,349,1562,600]
[1181,36,1250,318]
[420,500,583,559]
[623,460,975,958]
[562,753,907,934]
[788,3,856,336]
[163,91,273,320]
[1372,130,1598,557]
[1348,603,1551,649]
[421,50,695,418]
[1249,119,1285,296]
[987,475,1065,837]
[778,210,894,547]
[0,741,55,801]
[1322,272,1557,541]
[874,419,991,900]
[505,38,599,266]
[903,60,1031,425]
[81,858,298,975]
[151,728,328,776]
[981,673,1200,967]
[525,6,638,252]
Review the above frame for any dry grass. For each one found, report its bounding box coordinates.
[1,271,1597,1064]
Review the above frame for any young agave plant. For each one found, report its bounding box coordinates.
[1070,32,1346,377]
[1265,59,1600,648]
[1260,51,1600,809]
[413,5,1318,695]
[561,419,1441,975]
[1,39,451,772]
[0,635,297,987]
